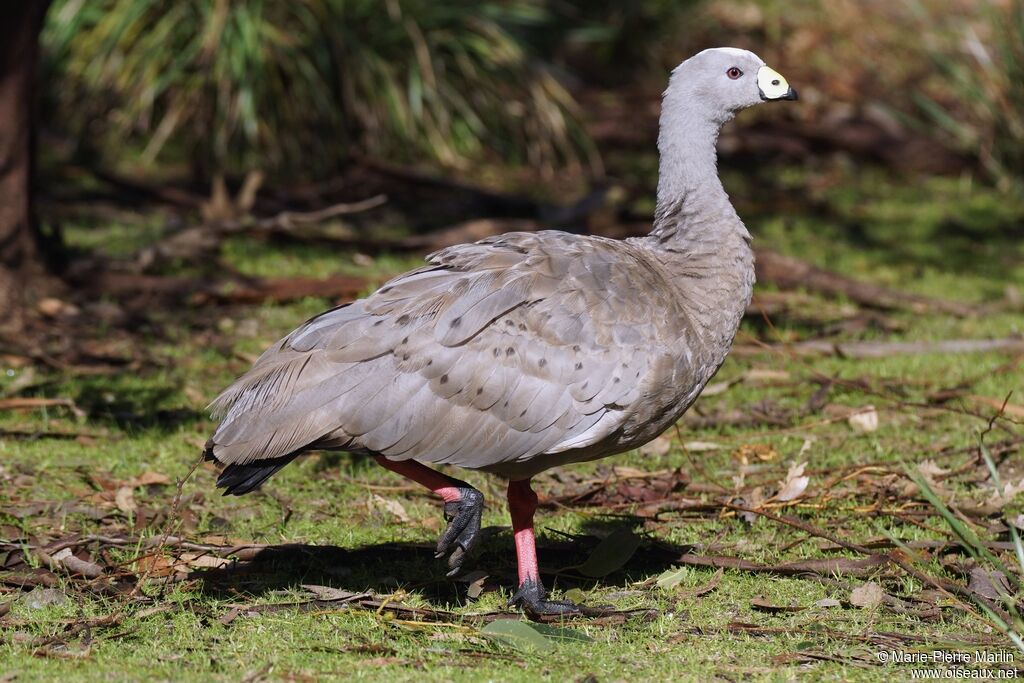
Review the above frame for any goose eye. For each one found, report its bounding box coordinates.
[726,67,743,80]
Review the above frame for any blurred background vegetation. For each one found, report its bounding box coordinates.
[37,0,1024,194]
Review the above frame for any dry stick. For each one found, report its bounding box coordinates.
[146,195,387,250]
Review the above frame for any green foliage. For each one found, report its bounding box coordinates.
[915,0,1024,194]
[514,0,703,85]
[42,0,601,178]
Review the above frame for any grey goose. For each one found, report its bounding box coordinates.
[204,47,797,616]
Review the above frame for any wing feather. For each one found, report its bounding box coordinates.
[206,231,688,476]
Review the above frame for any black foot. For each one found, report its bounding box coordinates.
[436,487,484,576]
[509,578,581,617]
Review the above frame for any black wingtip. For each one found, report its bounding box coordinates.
[212,453,299,496]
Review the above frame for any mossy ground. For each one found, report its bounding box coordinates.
[1,172,1023,682]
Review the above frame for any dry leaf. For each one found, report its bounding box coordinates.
[131,471,171,487]
[850,582,885,608]
[848,406,879,432]
[639,436,672,457]
[370,494,410,522]
[613,466,660,479]
[967,568,1012,600]
[683,441,722,452]
[178,552,231,569]
[135,554,175,577]
[114,487,137,514]
[776,462,810,501]
[993,480,1024,508]
[743,369,791,382]
[464,571,488,599]
[917,460,949,483]
[751,596,804,613]
[301,585,362,601]
[733,443,780,463]
[37,298,75,318]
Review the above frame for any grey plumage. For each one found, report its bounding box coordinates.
[206,47,790,487]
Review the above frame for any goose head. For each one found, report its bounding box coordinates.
[664,47,797,124]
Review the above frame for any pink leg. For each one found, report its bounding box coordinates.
[507,478,541,585]
[507,479,580,616]
[374,456,483,575]
[374,456,462,503]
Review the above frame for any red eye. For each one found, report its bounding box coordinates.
[727,67,743,80]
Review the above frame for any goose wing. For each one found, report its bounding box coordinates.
[206,231,689,472]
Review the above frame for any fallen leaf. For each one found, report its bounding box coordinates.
[131,471,171,487]
[612,466,656,479]
[917,460,949,483]
[638,436,672,457]
[21,587,68,610]
[301,585,363,601]
[751,596,804,613]
[481,620,554,652]
[459,570,489,599]
[219,607,242,625]
[968,568,1012,600]
[733,443,780,463]
[994,480,1024,508]
[135,554,175,577]
[51,548,103,578]
[814,598,842,608]
[114,487,137,514]
[369,494,410,523]
[656,566,689,590]
[848,406,879,432]
[467,578,487,600]
[744,369,791,382]
[177,552,231,569]
[776,462,810,501]
[849,582,885,608]
[683,441,722,452]
[658,566,724,597]
[738,486,766,525]
[37,297,77,318]
[576,529,641,578]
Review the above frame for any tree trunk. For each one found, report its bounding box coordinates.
[0,1,53,336]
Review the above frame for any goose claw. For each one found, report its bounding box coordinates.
[436,487,483,576]
[509,578,582,617]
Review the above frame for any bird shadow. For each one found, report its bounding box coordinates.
[193,520,689,608]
